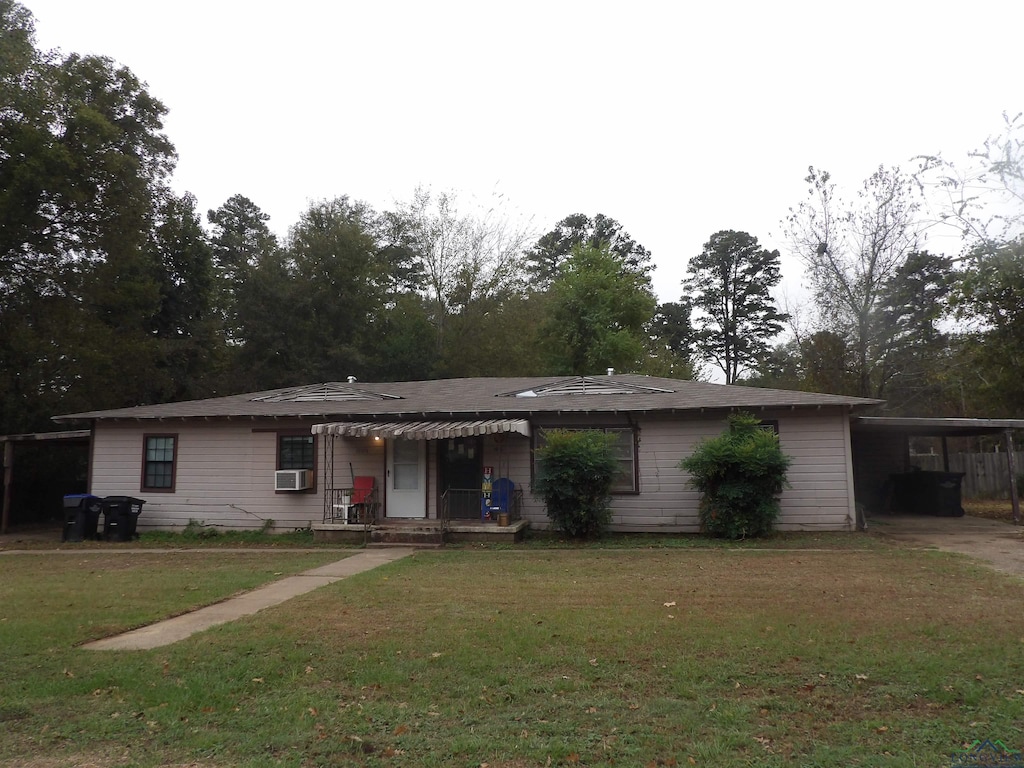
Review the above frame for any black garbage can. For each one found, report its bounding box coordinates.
[891,471,965,516]
[62,494,103,542]
[100,496,145,541]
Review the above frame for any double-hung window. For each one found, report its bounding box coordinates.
[605,428,637,493]
[142,434,177,492]
[534,427,638,493]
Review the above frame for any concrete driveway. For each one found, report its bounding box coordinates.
[868,514,1024,578]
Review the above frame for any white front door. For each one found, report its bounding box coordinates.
[386,439,425,518]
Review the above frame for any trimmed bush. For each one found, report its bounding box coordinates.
[534,429,619,538]
[680,412,791,539]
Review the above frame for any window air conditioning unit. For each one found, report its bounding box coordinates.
[275,469,313,491]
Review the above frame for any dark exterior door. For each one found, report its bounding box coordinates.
[439,437,482,519]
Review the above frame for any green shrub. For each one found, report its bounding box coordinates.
[534,429,620,538]
[679,412,791,539]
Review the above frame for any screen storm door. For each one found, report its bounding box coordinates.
[386,438,425,518]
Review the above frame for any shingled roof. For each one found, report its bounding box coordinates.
[53,375,882,423]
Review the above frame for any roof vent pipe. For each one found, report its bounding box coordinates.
[607,368,615,376]
[347,375,357,384]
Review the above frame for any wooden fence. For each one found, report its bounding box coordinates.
[912,452,1024,498]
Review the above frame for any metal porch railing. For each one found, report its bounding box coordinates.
[440,488,523,523]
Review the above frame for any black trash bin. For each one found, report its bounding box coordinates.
[100,496,146,541]
[62,494,103,542]
[891,471,965,516]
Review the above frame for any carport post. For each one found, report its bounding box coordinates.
[1006,429,1020,525]
[2,440,12,535]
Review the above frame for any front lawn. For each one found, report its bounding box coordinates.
[1,545,1022,767]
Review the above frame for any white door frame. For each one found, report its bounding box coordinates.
[386,438,426,518]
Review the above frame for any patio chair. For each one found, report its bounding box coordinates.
[349,476,378,524]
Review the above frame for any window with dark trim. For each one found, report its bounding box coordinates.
[534,427,639,493]
[278,434,315,470]
[605,428,637,492]
[142,434,177,492]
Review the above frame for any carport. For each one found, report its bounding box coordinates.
[850,416,1024,527]
[0,430,91,534]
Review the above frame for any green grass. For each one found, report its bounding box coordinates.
[1,524,338,550]
[1,546,1023,767]
[514,528,889,550]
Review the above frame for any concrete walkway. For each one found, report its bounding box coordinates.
[82,548,415,651]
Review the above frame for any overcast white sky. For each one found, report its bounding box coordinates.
[23,0,1022,304]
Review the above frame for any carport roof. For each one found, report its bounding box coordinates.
[851,416,1024,437]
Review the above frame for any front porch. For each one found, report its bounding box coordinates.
[312,518,530,546]
[313,418,532,537]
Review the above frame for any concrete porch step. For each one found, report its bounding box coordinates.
[312,519,529,545]
[370,527,445,545]
[366,541,444,549]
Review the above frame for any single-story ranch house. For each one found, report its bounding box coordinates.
[52,373,908,538]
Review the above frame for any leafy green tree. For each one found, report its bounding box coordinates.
[372,208,426,296]
[534,429,620,538]
[872,250,955,411]
[364,293,437,381]
[644,300,698,379]
[149,192,221,400]
[950,238,1024,416]
[786,166,923,398]
[754,253,955,409]
[539,244,658,375]
[525,212,652,289]
[684,230,789,384]
[680,412,791,539]
[231,246,303,390]
[284,197,389,382]
[747,333,853,395]
[207,194,279,344]
[0,2,177,430]
[390,187,532,375]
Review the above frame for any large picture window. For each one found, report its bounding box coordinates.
[535,427,638,493]
[142,434,177,491]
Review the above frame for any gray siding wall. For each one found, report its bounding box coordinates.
[92,420,327,532]
[773,409,857,531]
[520,408,856,532]
[90,407,857,533]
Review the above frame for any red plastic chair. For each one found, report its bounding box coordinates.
[349,476,378,523]
[352,476,375,504]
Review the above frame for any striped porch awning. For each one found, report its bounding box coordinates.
[311,419,530,440]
